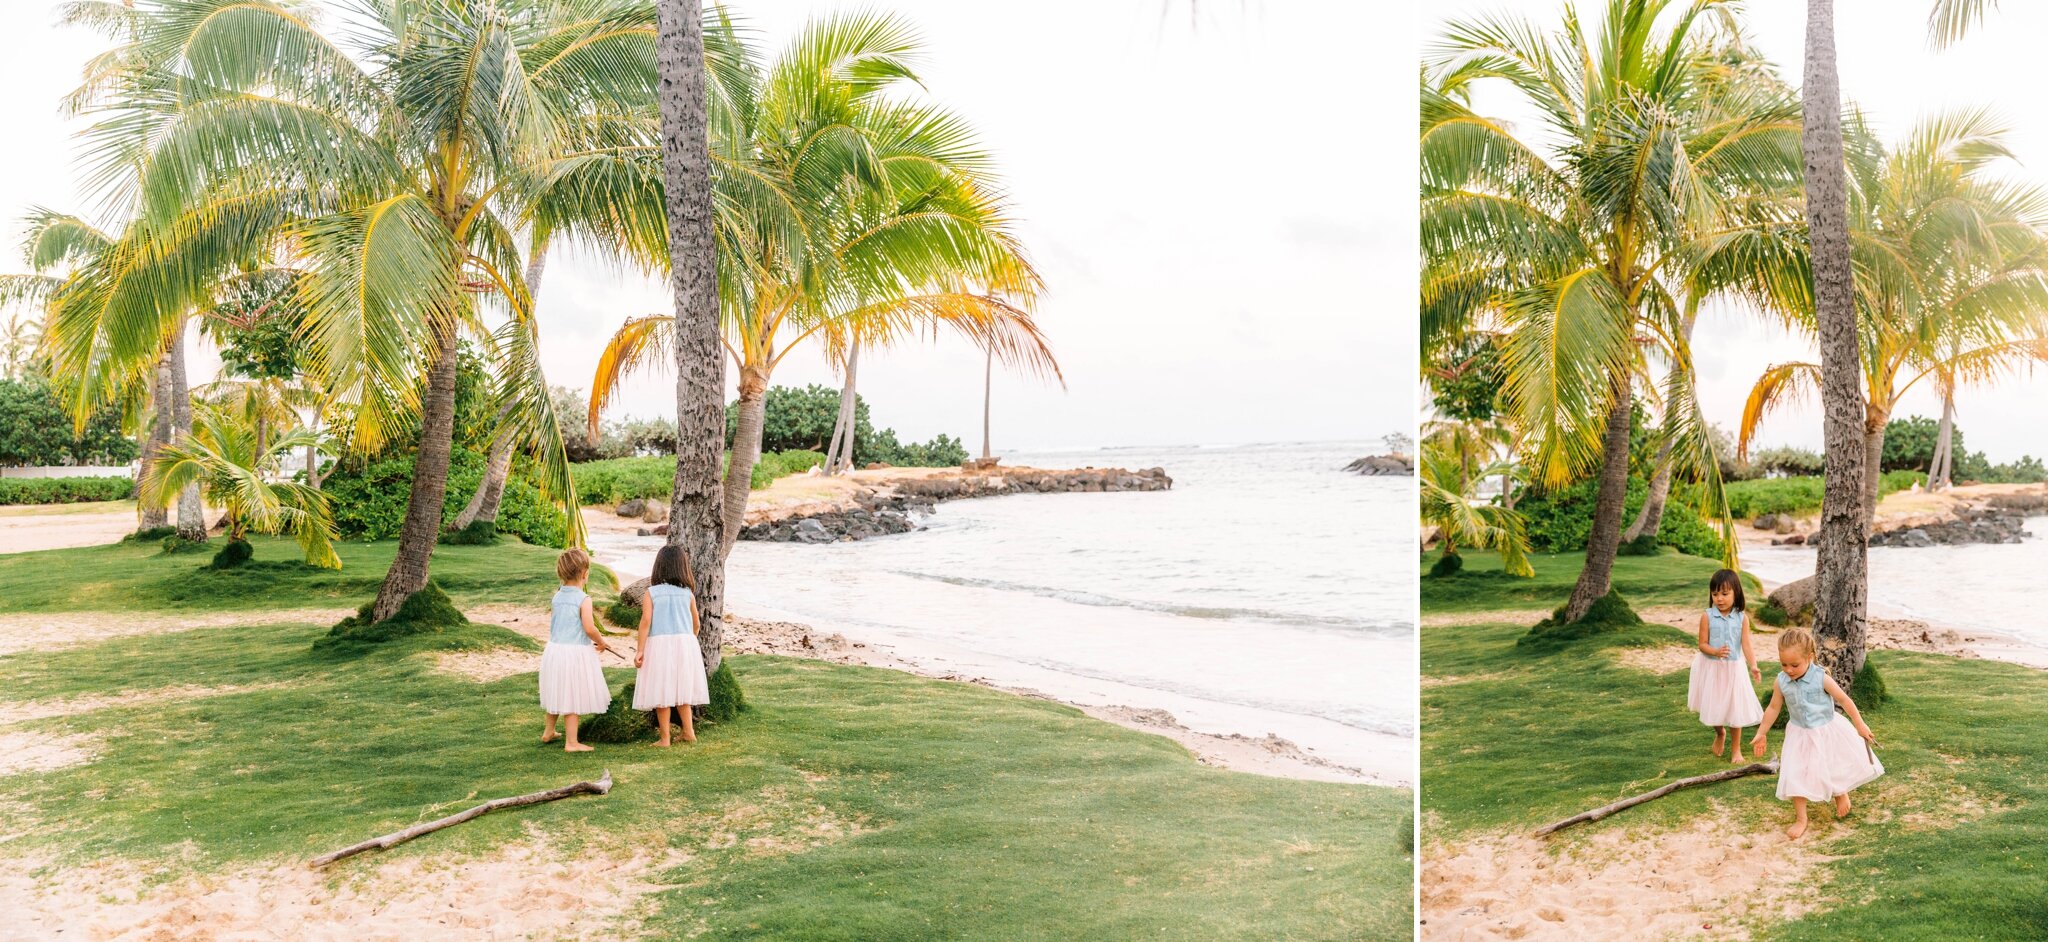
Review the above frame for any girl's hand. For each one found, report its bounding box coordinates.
[1715,645,1732,658]
[1750,665,1763,683]
[1749,733,1767,756]
[1857,726,1875,744]
[634,652,644,668]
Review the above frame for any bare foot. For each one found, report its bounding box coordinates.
[1711,730,1726,757]
[1731,750,1746,764]
[1835,794,1852,818]
[654,737,672,748]
[564,742,594,753]
[681,732,697,743]
[1786,818,1808,840]
[541,731,559,745]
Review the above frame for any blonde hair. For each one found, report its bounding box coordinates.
[556,548,591,583]
[1777,626,1816,660]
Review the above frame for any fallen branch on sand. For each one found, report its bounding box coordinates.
[312,770,614,867]
[1535,762,1777,837]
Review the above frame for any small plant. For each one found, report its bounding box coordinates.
[208,538,255,570]
[1427,551,1464,578]
[701,661,748,723]
[439,519,501,546]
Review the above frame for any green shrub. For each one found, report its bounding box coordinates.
[439,519,501,546]
[1517,478,1729,561]
[315,582,469,655]
[209,538,254,570]
[1724,472,1925,521]
[1521,591,1644,649]
[159,534,205,555]
[1755,599,1791,628]
[751,449,824,488]
[324,450,565,548]
[603,600,642,629]
[1851,661,1889,712]
[0,475,135,505]
[571,456,676,505]
[1427,551,1463,578]
[124,525,178,543]
[0,376,138,467]
[702,661,748,723]
[580,684,656,743]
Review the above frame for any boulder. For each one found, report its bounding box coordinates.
[641,502,665,523]
[619,576,652,607]
[1754,514,1779,532]
[615,498,647,518]
[1345,454,1414,476]
[1767,575,1818,624]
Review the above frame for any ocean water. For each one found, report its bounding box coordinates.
[591,441,1415,776]
[1741,517,2048,650]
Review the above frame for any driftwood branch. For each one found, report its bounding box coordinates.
[312,770,613,867]
[1535,761,1777,837]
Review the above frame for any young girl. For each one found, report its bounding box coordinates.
[1687,569,1765,762]
[633,545,711,746]
[1750,627,1882,839]
[539,549,619,752]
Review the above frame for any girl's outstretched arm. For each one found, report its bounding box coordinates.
[635,592,653,667]
[1697,614,1725,657]
[1741,613,1761,681]
[580,598,612,654]
[1824,673,1875,741]
[1751,685,1784,756]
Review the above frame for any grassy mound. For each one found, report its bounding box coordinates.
[603,599,642,629]
[1520,590,1644,649]
[1755,599,1791,628]
[580,683,655,743]
[439,519,501,546]
[1427,551,1463,578]
[158,534,206,555]
[124,525,177,543]
[314,582,469,655]
[703,660,749,723]
[1616,533,1661,556]
[209,538,254,570]
[1852,660,1890,712]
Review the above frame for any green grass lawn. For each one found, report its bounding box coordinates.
[1424,548,2048,940]
[0,539,1411,940]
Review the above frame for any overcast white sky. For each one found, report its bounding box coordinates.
[1430,0,2048,463]
[0,1,1416,453]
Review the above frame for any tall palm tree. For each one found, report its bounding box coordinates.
[590,12,1055,558]
[1738,111,2048,529]
[61,1,684,621]
[1423,0,1804,622]
[141,402,338,568]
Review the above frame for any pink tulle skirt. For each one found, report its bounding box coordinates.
[633,633,710,708]
[1777,713,1883,801]
[538,642,611,716]
[1687,653,1764,728]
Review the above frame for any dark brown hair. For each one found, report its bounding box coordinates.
[651,545,697,596]
[1708,568,1746,613]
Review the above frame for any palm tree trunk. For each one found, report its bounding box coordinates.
[656,0,729,674]
[721,368,769,558]
[1803,0,1871,691]
[457,244,551,524]
[1862,416,1887,531]
[835,344,859,472]
[1931,393,1955,490]
[981,348,992,459]
[168,318,205,542]
[137,353,172,530]
[1623,436,1676,543]
[825,342,859,474]
[370,329,461,623]
[1562,382,1634,622]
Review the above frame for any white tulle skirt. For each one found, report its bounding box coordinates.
[1687,654,1764,728]
[1777,714,1884,801]
[634,633,710,708]
[538,642,611,715]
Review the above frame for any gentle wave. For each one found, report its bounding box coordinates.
[1001,650,1415,738]
[893,569,1405,634]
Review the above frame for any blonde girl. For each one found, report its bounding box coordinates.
[1751,627,1882,839]
[539,549,619,751]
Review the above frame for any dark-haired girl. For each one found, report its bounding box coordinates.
[633,545,711,746]
[1686,568,1763,761]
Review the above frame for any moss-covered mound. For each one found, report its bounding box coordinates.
[1427,551,1463,578]
[1616,533,1661,556]
[580,683,656,743]
[209,538,254,570]
[703,660,748,723]
[124,526,177,543]
[1851,660,1889,712]
[159,534,206,555]
[1754,599,1791,628]
[314,582,469,655]
[439,519,501,546]
[1519,590,1644,649]
[603,599,642,629]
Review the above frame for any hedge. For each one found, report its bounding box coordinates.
[0,475,135,505]
[1723,470,1925,520]
[570,450,828,506]
[322,449,568,548]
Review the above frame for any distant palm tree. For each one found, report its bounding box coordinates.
[141,404,338,569]
[1419,437,1533,578]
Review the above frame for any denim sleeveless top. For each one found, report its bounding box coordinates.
[1706,607,1743,662]
[647,584,695,637]
[549,586,590,645]
[1778,666,1835,728]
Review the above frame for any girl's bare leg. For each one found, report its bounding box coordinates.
[681,707,697,743]
[542,713,559,744]
[1712,727,1726,757]
[1729,726,1745,763]
[655,707,672,747]
[564,714,593,752]
[1787,797,1809,839]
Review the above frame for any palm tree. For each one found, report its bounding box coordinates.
[1423,0,1804,622]
[1738,111,2048,529]
[140,404,338,569]
[61,2,689,621]
[1419,435,1534,578]
[591,13,1054,558]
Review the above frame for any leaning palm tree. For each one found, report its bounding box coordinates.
[1739,111,2048,529]
[589,12,1056,557]
[1419,436,1534,578]
[60,1,690,621]
[140,404,339,569]
[1423,0,1804,622]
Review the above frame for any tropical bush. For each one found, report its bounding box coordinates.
[571,450,829,506]
[722,384,972,468]
[324,450,567,548]
[1746,445,1825,478]
[0,377,137,468]
[0,475,134,505]
[1723,471,1925,520]
[1515,478,1729,561]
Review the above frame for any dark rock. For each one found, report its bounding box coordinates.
[1345,454,1414,476]
[1784,534,1806,546]
[615,498,647,518]
[620,576,651,607]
